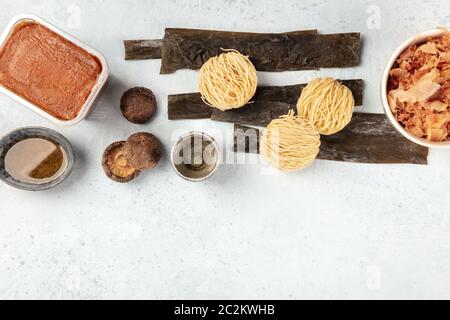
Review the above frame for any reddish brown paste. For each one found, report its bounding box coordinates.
[0,22,102,120]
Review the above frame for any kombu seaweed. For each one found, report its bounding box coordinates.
[233,115,429,165]
[168,80,363,126]
[125,28,361,74]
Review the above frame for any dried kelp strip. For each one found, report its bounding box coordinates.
[318,113,428,164]
[168,93,213,120]
[214,102,292,127]
[213,80,363,126]
[234,124,261,154]
[167,80,363,125]
[233,114,429,165]
[155,28,360,74]
[125,29,315,62]
[124,39,163,60]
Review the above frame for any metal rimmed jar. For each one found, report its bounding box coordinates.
[170,132,220,182]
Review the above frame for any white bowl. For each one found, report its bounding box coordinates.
[381,28,450,149]
[0,14,109,126]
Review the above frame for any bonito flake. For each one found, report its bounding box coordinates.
[388,32,450,142]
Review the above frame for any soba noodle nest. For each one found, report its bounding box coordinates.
[297,78,355,135]
[261,111,321,172]
[199,50,257,111]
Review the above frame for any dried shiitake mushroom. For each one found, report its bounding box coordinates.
[120,87,157,124]
[102,141,140,183]
[102,132,162,183]
[123,132,162,170]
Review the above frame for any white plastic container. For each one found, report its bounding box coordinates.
[0,14,109,126]
[381,28,450,149]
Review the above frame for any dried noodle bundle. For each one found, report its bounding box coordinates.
[261,111,321,172]
[297,78,355,135]
[199,50,257,111]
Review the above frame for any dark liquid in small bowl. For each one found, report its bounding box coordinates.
[4,138,68,184]
[0,127,74,191]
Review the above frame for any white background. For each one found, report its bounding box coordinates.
[1,0,450,300]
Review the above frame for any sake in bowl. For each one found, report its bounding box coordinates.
[0,127,74,191]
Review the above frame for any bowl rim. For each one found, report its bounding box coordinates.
[0,127,74,191]
[170,131,220,182]
[381,28,450,149]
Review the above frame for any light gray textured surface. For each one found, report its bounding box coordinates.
[1,0,450,300]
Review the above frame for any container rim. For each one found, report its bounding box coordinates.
[0,14,109,126]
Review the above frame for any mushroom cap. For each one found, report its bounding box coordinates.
[102,141,140,183]
[123,133,162,170]
[120,87,157,124]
